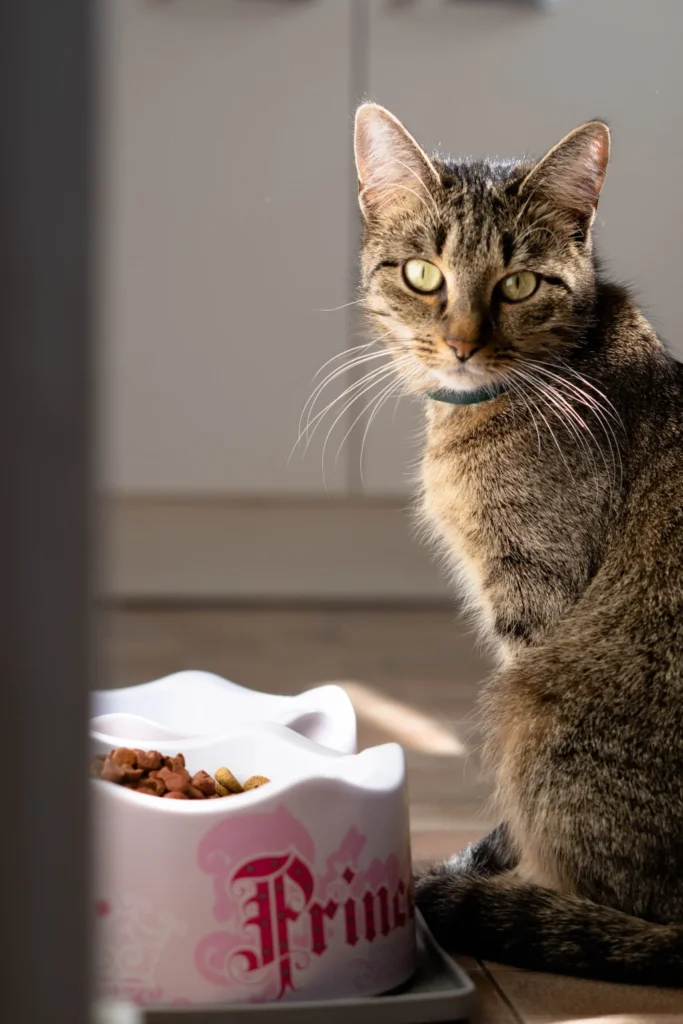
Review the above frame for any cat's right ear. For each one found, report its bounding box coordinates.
[519,121,610,231]
[354,104,440,220]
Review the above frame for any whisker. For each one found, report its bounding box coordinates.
[333,356,412,470]
[359,379,406,488]
[312,340,376,381]
[289,361,398,462]
[320,366,402,487]
[300,347,394,438]
[506,368,577,485]
[511,366,609,503]
[525,362,624,491]
[505,376,542,455]
[317,299,363,312]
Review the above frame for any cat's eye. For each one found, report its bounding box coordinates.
[403,259,444,294]
[499,271,539,303]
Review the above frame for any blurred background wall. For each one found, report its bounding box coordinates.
[99,0,683,602]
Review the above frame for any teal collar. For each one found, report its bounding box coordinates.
[427,382,507,406]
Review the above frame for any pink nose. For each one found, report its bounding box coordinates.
[446,337,482,363]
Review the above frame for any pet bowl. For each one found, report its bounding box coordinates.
[92,724,415,1008]
[91,671,357,754]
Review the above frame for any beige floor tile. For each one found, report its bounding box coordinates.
[412,825,490,865]
[468,967,523,1022]
[485,965,683,1023]
[552,1016,683,1024]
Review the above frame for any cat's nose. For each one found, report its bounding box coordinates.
[446,337,482,363]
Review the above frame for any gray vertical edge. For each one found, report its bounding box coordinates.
[346,0,371,495]
[0,0,93,1021]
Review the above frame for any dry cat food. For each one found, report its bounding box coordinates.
[90,748,270,800]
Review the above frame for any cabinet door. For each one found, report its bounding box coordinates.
[361,0,683,494]
[100,0,354,494]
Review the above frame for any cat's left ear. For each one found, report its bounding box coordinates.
[519,121,610,229]
[354,103,440,220]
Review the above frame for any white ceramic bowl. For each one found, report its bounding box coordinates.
[93,724,415,1008]
[91,671,357,754]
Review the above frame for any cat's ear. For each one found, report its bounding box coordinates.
[354,103,440,220]
[519,121,610,229]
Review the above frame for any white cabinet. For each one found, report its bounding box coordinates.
[100,0,355,494]
[361,0,683,494]
[100,0,683,500]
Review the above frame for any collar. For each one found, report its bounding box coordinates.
[426,382,508,406]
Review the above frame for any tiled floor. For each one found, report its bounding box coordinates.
[101,605,683,1023]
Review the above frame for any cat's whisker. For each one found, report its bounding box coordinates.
[308,327,398,394]
[358,378,407,488]
[305,349,389,413]
[558,364,626,428]
[524,362,624,494]
[317,299,363,312]
[532,361,625,429]
[512,366,600,483]
[305,361,398,441]
[311,340,376,381]
[332,356,412,471]
[299,347,395,440]
[505,376,542,455]
[506,368,578,485]
[308,326,398,389]
[528,363,625,490]
[516,367,615,508]
[313,359,403,454]
[320,365,404,487]
[533,379,604,497]
[290,360,398,462]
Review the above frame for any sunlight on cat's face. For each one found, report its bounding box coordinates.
[354,105,609,396]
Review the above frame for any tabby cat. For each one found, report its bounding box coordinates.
[353,103,683,984]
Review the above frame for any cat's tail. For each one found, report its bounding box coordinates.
[415,867,683,986]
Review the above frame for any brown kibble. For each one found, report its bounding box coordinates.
[214,767,243,794]
[96,746,272,803]
[243,775,270,791]
[101,755,129,784]
[165,753,186,772]
[134,749,163,771]
[191,770,216,796]
[184,785,205,800]
[111,747,137,767]
[158,767,191,792]
[137,777,166,797]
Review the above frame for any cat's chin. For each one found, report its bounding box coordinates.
[431,366,498,393]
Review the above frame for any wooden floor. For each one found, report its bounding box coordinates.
[102,604,683,1023]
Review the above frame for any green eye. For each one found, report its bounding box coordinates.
[403,259,444,294]
[499,271,539,302]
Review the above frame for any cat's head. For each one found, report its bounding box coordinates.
[354,104,610,396]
